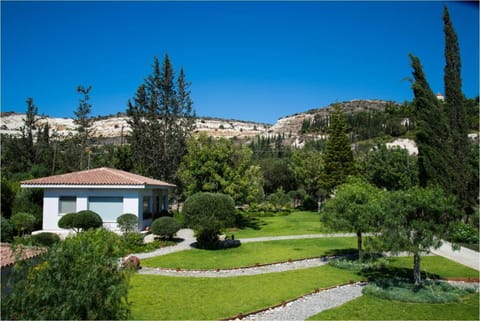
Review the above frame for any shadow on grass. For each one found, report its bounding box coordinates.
[234,214,265,230]
[359,265,441,283]
[324,248,358,257]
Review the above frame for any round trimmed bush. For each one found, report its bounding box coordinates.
[32,232,61,247]
[1,216,15,242]
[116,213,138,234]
[58,210,103,232]
[11,212,37,235]
[151,217,181,239]
[183,192,236,248]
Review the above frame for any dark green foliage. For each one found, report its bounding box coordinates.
[321,179,383,260]
[448,222,479,245]
[12,188,43,230]
[363,279,473,303]
[256,157,297,194]
[74,85,93,170]
[183,192,236,248]
[380,186,458,285]
[361,144,419,190]
[116,213,138,234]
[443,6,471,215]
[266,188,292,211]
[31,232,61,247]
[127,54,195,182]
[410,54,453,191]
[1,178,15,218]
[319,105,356,192]
[151,217,181,239]
[1,216,15,242]
[57,210,103,232]
[10,212,37,236]
[1,229,131,320]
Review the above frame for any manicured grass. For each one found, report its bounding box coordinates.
[387,256,479,279]
[129,265,364,320]
[308,292,480,320]
[141,237,357,269]
[232,211,335,238]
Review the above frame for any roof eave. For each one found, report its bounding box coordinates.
[20,184,172,189]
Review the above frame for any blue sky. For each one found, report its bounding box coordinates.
[2,1,478,124]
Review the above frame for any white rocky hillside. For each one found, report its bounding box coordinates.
[0,112,271,140]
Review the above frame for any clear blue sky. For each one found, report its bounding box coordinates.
[2,1,478,124]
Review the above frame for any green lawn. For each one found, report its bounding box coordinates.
[231,211,334,238]
[387,256,479,279]
[308,293,480,320]
[141,237,357,269]
[129,265,363,320]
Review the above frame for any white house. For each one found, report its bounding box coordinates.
[20,167,175,233]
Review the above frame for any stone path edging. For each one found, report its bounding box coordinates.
[138,256,332,277]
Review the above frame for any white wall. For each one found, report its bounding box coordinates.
[42,188,143,231]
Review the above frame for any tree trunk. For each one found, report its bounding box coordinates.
[357,231,363,261]
[413,253,421,286]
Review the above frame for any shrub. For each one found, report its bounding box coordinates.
[363,279,474,303]
[151,217,180,239]
[1,228,131,320]
[117,213,138,234]
[267,188,292,211]
[10,212,37,235]
[31,232,61,247]
[183,192,236,248]
[58,210,103,232]
[1,216,15,242]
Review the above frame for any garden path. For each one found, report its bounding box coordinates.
[132,229,478,321]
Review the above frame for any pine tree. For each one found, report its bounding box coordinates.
[443,6,471,214]
[127,54,195,182]
[319,105,356,192]
[409,54,453,190]
[74,85,93,170]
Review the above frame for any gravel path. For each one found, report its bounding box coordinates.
[239,283,365,321]
[138,257,331,277]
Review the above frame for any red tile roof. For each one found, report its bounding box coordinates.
[21,167,176,188]
[1,243,47,268]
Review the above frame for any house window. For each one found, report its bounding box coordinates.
[59,196,76,215]
[88,197,123,222]
[143,196,151,213]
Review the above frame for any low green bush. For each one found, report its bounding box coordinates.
[32,232,61,247]
[117,213,138,234]
[329,256,387,272]
[151,217,180,239]
[10,212,37,235]
[58,210,103,232]
[363,278,475,303]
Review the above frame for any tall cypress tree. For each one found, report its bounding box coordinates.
[127,54,195,182]
[409,54,452,191]
[319,105,356,192]
[443,6,470,214]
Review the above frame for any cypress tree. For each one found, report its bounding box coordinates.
[74,85,93,170]
[409,54,452,191]
[320,105,356,192]
[443,6,470,214]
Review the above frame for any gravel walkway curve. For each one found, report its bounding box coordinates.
[239,283,366,321]
[138,257,331,277]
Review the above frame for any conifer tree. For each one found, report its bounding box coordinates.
[319,105,356,192]
[74,85,93,170]
[127,55,195,182]
[409,54,453,190]
[443,6,471,214]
